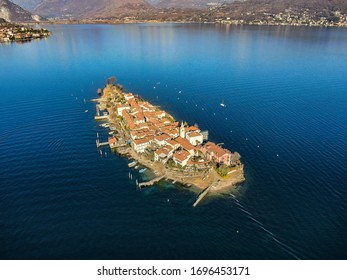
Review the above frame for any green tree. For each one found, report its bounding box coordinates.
[217,164,229,177]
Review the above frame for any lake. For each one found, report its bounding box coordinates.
[0,23,346,259]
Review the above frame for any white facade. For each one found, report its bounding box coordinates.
[117,105,130,116]
[132,139,150,153]
[186,132,204,146]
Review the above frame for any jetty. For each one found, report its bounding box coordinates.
[138,175,165,188]
[193,184,214,207]
[96,139,109,148]
[94,104,108,120]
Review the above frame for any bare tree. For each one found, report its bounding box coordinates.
[107,76,117,85]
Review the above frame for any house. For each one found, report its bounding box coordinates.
[174,136,196,156]
[123,93,135,101]
[186,126,200,133]
[108,137,117,148]
[154,134,171,146]
[155,110,166,119]
[201,141,232,166]
[122,110,136,130]
[173,150,191,167]
[139,101,156,112]
[161,127,179,138]
[154,145,174,162]
[129,99,141,113]
[116,104,130,116]
[165,139,180,150]
[133,112,145,124]
[186,131,203,146]
[132,137,152,153]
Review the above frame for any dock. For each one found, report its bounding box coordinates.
[193,184,214,207]
[138,175,164,188]
[94,104,108,120]
[96,139,109,148]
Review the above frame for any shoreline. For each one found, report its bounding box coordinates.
[95,78,245,194]
[41,20,347,28]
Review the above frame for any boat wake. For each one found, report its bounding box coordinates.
[228,194,302,260]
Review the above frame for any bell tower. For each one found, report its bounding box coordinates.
[180,121,186,138]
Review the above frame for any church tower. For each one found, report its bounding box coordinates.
[180,121,186,138]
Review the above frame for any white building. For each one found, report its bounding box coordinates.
[132,137,151,153]
[179,121,186,138]
[123,93,135,101]
[173,150,191,167]
[154,145,174,162]
[154,134,171,146]
[186,131,204,146]
[117,104,130,116]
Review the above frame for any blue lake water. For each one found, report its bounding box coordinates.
[0,23,346,259]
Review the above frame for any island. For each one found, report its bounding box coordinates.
[0,21,51,44]
[94,77,245,196]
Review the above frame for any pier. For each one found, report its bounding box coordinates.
[193,184,214,207]
[138,176,164,188]
[96,139,109,148]
[94,104,108,120]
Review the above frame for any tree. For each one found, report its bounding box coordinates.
[107,76,117,85]
[231,152,241,163]
[217,164,229,177]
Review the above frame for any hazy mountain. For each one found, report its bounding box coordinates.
[0,0,42,21]
[214,0,347,18]
[10,0,44,12]
[151,0,236,8]
[12,0,236,12]
[30,0,151,19]
[7,0,347,21]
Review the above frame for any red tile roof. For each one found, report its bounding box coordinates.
[203,141,231,157]
[173,150,190,161]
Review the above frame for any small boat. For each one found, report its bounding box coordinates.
[128,161,137,168]
[85,110,88,112]
[220,100,226,107]
[134,165,139,169]
[139,168,147,173]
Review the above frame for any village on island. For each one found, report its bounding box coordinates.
[93,77,245,202]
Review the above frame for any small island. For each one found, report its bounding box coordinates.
[0,21,51,44]
[94,77,245,197]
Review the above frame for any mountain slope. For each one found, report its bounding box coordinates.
[32,0,151,19]
[153,0,235,9]
[0,0,40,21]
[10,0,44,12]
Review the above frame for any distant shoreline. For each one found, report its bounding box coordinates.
[39,19,347,28]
